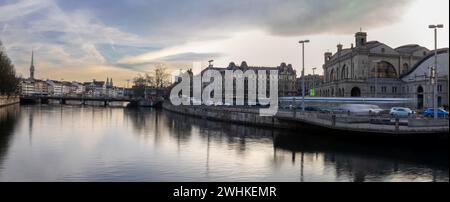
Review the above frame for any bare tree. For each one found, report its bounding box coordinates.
[131,64,171,98]
[0,41,20,96]
[153,64,171,88]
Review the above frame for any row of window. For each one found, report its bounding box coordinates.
[369,85,444,94]
[319,88,346,97]
[370,86,398,94]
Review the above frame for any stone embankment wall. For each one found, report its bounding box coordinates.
[0,96,19,107]
[163,102,449,136]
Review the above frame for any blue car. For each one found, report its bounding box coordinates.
[423,108,449,118]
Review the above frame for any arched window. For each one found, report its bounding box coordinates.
[341,66,346,80]
[369,61,397,78]
[330,69,336,81]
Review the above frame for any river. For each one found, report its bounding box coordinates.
[0,104,448,182]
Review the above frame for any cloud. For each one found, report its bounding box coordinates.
[158,52,223,62]
[96,44,162,63]
[114,52,223,71]
[55,0,411,37]
[0,0,413,78]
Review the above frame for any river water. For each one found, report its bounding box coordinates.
[0,104,448,182]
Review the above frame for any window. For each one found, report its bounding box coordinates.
[438,85,443,92]
[381,48,385,53]
[370,86,375,93]
[392,87,397,94]
[381,87,387,93]
[370,61,397,78]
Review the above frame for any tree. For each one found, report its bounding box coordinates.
[132,74,146,97]
[0,41,20,96]
[131,65,172,98]
[153,64,171,88]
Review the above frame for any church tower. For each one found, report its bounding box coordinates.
[355,32,367,47]
[30,50,35,80]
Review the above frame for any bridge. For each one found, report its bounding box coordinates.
[20,95,135,106]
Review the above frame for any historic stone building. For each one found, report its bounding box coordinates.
[317,31,430,98]
[202,61,298,98]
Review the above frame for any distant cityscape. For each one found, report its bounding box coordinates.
[20,51,129,98]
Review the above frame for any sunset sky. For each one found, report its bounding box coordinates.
[1,0,449,87]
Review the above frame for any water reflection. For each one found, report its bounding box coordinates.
[162,110,449,182]
[0,105,21,169]
[0,105,447,182]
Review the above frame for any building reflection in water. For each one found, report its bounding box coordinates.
[161,110,448,182]
[272,131,448,182]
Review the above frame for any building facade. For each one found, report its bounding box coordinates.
[201,61,298,99]
[317,31,430,98]
[400,48,449,109]
[316,32,449,109]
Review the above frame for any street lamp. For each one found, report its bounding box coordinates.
[312,67,317,97]
[299,40,310,112]
[429,24,444,119]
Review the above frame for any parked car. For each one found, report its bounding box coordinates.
[337,104,384,116]
[305,106,321,111]
[423,108,449,118]
[390,107,415,118]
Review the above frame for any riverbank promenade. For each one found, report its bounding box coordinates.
[163,102,449,137]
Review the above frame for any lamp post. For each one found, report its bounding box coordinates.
[429,24,444,120]
[299,40,310,112]
[312,67,317,97]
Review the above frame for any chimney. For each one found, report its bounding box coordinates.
[324,52,332,63]
[337,44,343,52]
[351,43,354,49]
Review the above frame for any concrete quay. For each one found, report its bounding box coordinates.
[162,102,449,138]
[0,96,19,107]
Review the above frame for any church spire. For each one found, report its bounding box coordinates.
[30,49,35,80]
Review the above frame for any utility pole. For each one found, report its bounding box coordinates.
[299,40,310,112]
[429,24,444,119]
[312,67,317,97]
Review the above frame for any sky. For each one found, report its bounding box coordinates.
[0,0,449,87]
